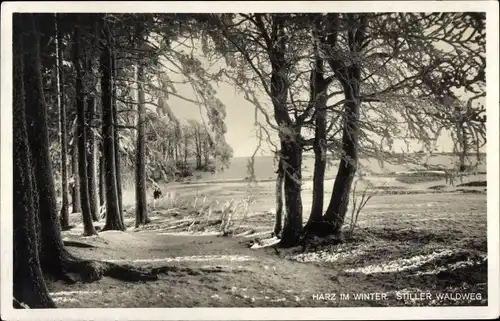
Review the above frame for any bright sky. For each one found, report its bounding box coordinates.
[148,31,485,158]
[162,78,473,158]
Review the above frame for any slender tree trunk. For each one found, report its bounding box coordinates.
[55,13,70,230]
[71,123,82,213]
[323,66,361,235]
[99,152,105,208]
[273,152,285,237]
[307,63,329,226]
[13,15,55,308]
[101,25,125,231]
[203,139,209,167]
[84,32,100,221]
[175,143,179,164]
[183,136,189,169]
[135,62,149,227]
[195,132,202,169]
[458,120,468,172]
[86,96,99,221]
[112,53,123,217]
[73,24,97,236]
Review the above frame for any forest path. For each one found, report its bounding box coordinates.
[52,231,357,307]
[50,185,488,308]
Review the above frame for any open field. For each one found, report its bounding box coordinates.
[184,154,486,184]
[51,156,488,308]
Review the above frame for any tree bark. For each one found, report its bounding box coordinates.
[457,120,468,172]
[269,15,303,247]
[307,55,329,226]
[273,152,285,237]
[86,96,99,221]
[135,62,149,226]
[73,24,97,236]
[16,13,159,287]
[323,66,361,235]
[13,15,55,308]
[99,152,105,208]
[203,139,209,167]
[112,53,124,217]
[22,13,75,279]
[71,123,82,214]
[279,139,303,247]
[317,13,366,238]
[101,24,125,231]
[55,13,70,230]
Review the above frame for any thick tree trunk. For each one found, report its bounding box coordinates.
[273,152,285,237]
[279,139,303,247]
[135,62,149,227]
[101,26,125,231]
[73,25,97,236]
[71,124,82,214]
[17,13,159,288]
[13,16,55,308]
[55,13,70,230]
[86,96,99,221]
[269,20,303,247]
[22,13,75,279]
[323,66,361,235]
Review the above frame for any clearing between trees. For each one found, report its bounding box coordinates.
[51,173,487,308]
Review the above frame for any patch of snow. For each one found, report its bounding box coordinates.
[105,254,256,263]
[270,297,287,302]
[413,256,487,276]
[53,297,77,303]
[344,249,459,274]
[251,237,280,249]
[50,290,102,296]
[157,231,222,236]
[289,246,366,263]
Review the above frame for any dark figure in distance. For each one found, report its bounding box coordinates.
[153,187,162,200]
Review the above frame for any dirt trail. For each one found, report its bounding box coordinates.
[50,183,487,308]
[54,231,358,307]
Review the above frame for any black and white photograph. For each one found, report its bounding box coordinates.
[1,1,499,320]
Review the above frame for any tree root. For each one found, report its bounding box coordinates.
[44,253,159,284]
[63,259,158,283]
[63,240,96,248]
[300,220,343,252]
[60,224,76,231]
